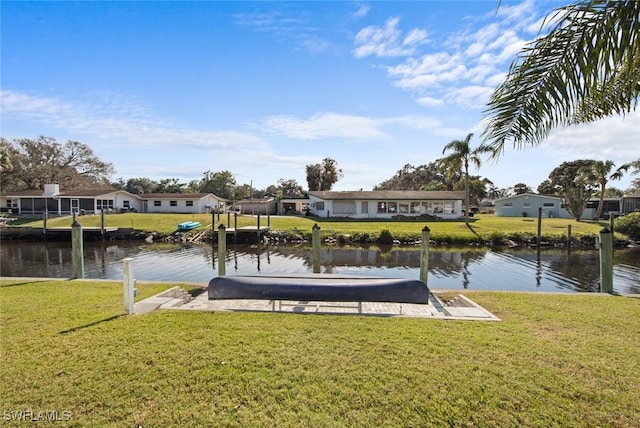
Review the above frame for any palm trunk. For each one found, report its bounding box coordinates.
[594,182,605,220]
[464,162,469,226]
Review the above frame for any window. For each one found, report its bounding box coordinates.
[377,202,387,213]
[316,202,324,210]
[399,202,409,213]
[186,201,194,207]
[123,200,130,208]
[6,199,17,208]
[410,202,421,213]
[96,199,114,210]
[503,202,513,207]
[543,202,555,207]
[523,203,531,208]
[388,202,397,213]
[154,201,162,207]
[170,201,178,207]
[443,202,453,214]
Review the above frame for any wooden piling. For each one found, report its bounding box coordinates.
[312,223,321,274]
[217,224,226,277]
[420,226,430,285]
[71,213,84,278]
[599,227,613,294]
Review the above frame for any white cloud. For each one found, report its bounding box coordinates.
[447,85,495,109]
[0,90,265,150]
[353,17,427,58]
[545,111,640,164]
[417,96,444,107]
[353,3,370,18]
[354,2,548,110]
[261,112,390,141]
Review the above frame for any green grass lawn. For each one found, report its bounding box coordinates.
[2,279,639,426]
[14,212,617,243]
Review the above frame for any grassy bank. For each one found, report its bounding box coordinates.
[1,278,639,426]
[13,213,622,245]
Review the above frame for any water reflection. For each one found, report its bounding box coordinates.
[1,240,639,294]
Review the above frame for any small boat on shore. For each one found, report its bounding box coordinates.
[177,221,201,231]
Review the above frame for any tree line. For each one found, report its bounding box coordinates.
[0,137,340,200]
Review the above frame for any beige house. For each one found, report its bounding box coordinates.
[307,190,465,219]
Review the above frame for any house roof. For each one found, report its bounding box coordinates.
[308,190,465,200]
[494,193,561,202]
[140,192,201,199]
[0,189,227,201]
[237,197,275,204]
[1,189,124,197]
[137,193,225,200]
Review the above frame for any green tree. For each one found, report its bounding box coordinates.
[196,170,237,199]
[156,178,186,194]
[123,177,159,194]
[537,179,557,196]
[626,158,640,195]
[546,160,597,221]
[0,136,114,191]
[453,176,491,206]
[579,160,630,219]
[439,133,485,225]
[276,179,304,197]
[306,158,342,191]
[374,162,457,191]
[513,183,532,195]
[482,1,640,153]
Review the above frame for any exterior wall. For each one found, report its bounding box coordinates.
[493,194,626,219]
[197,195,225,214]
[494,194,571,218]
[622,196,640,214]
[278,198,309,215]
[0,190,225,215]
[145,198,201,214]
[94,191,142,213]
[237,198,276,215]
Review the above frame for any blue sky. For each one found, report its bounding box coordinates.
[2,0,638,192]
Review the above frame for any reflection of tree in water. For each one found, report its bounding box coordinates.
[240,245,488,279]
[546,250,600,292]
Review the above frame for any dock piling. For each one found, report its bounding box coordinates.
[420,226,430,285]
[71,213,84,279]
[312,223,321,274]
[217,224,226,276]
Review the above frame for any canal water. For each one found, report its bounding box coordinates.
[2,240,639,294]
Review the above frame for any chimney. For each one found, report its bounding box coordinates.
[43,183,60,197]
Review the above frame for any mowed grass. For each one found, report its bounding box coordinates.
[2,278,639,426]
[22,212,614,241]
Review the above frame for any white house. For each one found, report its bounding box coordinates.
[0,184,227,215]
[494,193,640,219]
[140,193,226,214]
[307,190,465,219]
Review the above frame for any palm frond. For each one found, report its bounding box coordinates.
[482,1,640,155]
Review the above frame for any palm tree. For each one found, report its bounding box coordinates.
[439,133,485,225]
[579,160,630,219]
[482,1,640,154]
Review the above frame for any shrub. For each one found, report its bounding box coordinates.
[376,229,394,245]
[615,212,640,240]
